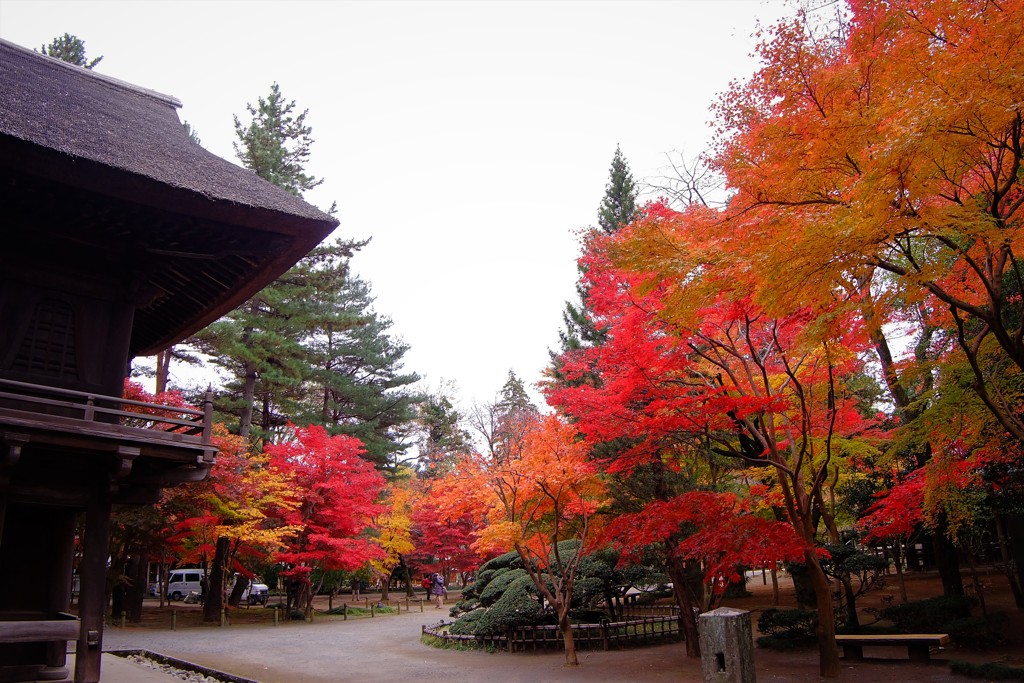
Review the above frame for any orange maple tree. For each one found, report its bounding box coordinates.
[435,414,606,666]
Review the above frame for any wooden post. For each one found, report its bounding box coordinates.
[370,603,375,618]
[75,491,112,683]
[220,607,227,627]
[171,610,177,631]
[273,607,278,626]
[202,388,214,443]
[419,599,424,612]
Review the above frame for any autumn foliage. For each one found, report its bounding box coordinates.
[265,425,385,614]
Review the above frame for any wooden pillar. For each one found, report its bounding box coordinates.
[46,508,76,672]
[75,492,111,683]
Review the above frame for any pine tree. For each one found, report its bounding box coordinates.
[415,389,472,476]
[192,83,326,443]
[493,371,538,463]
[596,145,638,235]
[39,33,102,69]
[233,83,321,198]
[291,240,422,468]
[550,146,638,386]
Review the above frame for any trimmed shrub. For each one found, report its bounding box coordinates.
[948,660,1024,680]
[880,595,976,632]
[756,608,818,650]
[474,574,549,636]
[946,614,1006,648]
[449,608,486,635]
[478,568,528,606]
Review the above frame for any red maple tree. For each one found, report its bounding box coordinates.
[265,425,385,617]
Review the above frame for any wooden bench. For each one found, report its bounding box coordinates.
[836,633,950,662]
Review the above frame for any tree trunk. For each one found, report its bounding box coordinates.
[301,582,313,621]
[840,575,859,630]
[999,516,1024,606]
[667,555,701,658]
[964,551,988,617]
[155,348,172,395]
[890,541,908,603]
[240,361,256,440]
[401,559,415,598]
[228,576,248,607]
[789,561,818,608]
[806,551,840,678]
[126,551,146,623]
[204,537,229,622]
[932,523,964,597]
[559,607,578,666]
[603,584,618,621]
[770,565,780,606]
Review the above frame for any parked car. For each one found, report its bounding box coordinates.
[167,568,205,601]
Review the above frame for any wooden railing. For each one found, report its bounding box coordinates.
[0,611,79,643]
[0,378,211,436]
[423,614,683,652]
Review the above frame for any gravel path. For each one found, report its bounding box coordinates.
[101,606,964,683]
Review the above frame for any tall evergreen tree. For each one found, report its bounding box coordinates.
[39,33,102,69]
[596,144,638,235]
[233,83,321,198]
[191,84,327,443]
[415,388,472,476]
[550,146,639,386]
[496,370,536,416]
[291,240,422,468]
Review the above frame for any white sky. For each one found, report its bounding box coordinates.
[0,0,792,408]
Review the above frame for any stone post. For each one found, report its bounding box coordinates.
[698,607,756,683]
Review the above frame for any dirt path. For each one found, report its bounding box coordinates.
[100,572,1019,682]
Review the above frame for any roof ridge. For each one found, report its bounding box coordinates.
[0,37,182,109]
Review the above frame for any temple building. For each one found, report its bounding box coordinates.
[0,39,337,682]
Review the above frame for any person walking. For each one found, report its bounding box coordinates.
[430,573,447,609]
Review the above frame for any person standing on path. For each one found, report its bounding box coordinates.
[430,573,447,609]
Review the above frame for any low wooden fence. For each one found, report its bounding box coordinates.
[618,603,681,619]
[423,614,683,652]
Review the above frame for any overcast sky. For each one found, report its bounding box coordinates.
[0,0,792,408]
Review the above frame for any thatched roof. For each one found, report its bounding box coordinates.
[0,39,339,355]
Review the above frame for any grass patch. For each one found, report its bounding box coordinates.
[322,605,397,617]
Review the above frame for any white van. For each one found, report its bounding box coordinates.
[166,568,206,601]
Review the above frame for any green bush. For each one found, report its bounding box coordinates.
[449,608,486,635]
[757,608,818,639]
[946,614,1006,648]
[474,574,549,636]
[478,568,527,607]
[756,633,817,650]
[755,608,817,650]
[635,588,673,604]
[948,660,1024,680]
[880,595,976,632]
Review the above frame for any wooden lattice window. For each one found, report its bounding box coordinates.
[12,298,79,380]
